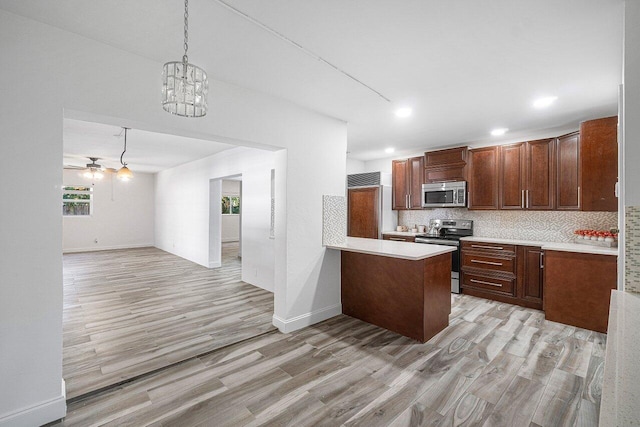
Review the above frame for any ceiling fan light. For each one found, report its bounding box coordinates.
[117,166,134,181]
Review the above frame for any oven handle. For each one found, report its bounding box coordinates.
[414,238,459,246]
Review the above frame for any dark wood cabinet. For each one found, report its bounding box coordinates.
[544,250,617,332]
[392,156,424,210]
[499,143,525,209]
[526,139,555,210]
[347,187,379,239]
[498,139,554,210]
[556,132,581,210]
[580,116,618,212]
[519,246,543,308]
[424,146,467,183]
[468,147,499,210]
[461,241,543,310]
[382,234,415,243]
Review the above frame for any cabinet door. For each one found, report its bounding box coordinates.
[347,187,379,239]
[556,132,580,210]
[520,246,543,307]
[580,116,618,212]
[468,147,499,210]
[527,138,555,210]
[499,143,525,210]
[392,160,408,210]
[408,156,424,209]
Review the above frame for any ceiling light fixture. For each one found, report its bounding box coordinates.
[117,128,134,182]
[83,158,104,180]
[395,107,413,118]
[385,147,395,154]
[491,128,508,136]
[533,96,558,109]
[162,0,208,117]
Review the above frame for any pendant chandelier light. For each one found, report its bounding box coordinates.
[117,127,134,181]
[83,158,104,180]
[162,0,208,118]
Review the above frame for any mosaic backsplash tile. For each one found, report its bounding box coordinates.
[625,206,640,293]
[323,195,346,245]
[400,209,618,243]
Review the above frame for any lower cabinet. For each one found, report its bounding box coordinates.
[544,250,617,333]
[461,241,543,310]
[381,234,416,243]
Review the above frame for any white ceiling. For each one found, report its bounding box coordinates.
[2,0,624,163]
[63,119,235,173]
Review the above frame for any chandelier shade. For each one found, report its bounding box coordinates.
[162,61,208,117]
[117,166,133,181]
[162,0,208,118]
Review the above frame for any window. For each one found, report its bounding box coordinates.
[63,186,93,216]
[221,196,240,215]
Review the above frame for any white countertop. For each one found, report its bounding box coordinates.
[326,236,456,261]
[460,236,618,256]
[381,231,429,237]
[600,290,640,426]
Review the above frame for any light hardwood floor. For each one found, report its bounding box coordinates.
[62,242,275,399]
[56,293,605,426]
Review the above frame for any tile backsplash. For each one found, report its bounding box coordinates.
[400,209,617,243]
[322,195,347,245]
[625,206,640,293]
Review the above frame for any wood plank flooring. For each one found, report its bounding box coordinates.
[55,293,605,426]
[63,243,275,399]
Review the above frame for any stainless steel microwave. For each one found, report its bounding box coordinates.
[422,181,467,208]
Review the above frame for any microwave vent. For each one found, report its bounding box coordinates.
[347,172,381,188]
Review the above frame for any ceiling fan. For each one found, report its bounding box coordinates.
[64,157,117,180]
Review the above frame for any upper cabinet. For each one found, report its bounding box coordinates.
[468,146,500,210]
[498,139,555,210]
[556,132,580,210]
[424,146,468,183]
[392,156,424,210]
[580,116,618,212]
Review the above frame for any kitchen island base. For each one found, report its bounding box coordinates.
[341,251,451,342]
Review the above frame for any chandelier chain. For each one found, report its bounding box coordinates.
[183,0,189,63]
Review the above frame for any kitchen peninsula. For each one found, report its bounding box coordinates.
[326,237,456,342]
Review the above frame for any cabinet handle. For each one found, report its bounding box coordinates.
[471,259,503,266]
[405,194,409,209]
[526,190,529,208]
[389,237,406,241]
[577,186,581,207]
[470,245,503,250]
[409,194,412,208]
[540,252,544,269]
[470,278,503,288]
[521,190,525,209]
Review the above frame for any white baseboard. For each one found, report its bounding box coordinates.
[63,243,154,253]
[272,304,342,333]
[209,261,222,268]
[0,379,66,427]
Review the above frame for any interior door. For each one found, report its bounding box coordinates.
[347,187,380,239]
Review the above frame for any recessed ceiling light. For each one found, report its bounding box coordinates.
[395,107,413,118]
[533,96,558,109]
[491,128,508,136]
[385,147,395,154]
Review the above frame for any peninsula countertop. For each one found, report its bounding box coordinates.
[325,237,456,261]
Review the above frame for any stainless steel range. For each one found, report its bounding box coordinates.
[415,219,473,294]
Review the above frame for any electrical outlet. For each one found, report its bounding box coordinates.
[94,238,98,244]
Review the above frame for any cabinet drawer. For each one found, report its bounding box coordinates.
[462,241,516,252]
[462,253,515,273]
[462,273,515,296]
[382,234,416,243]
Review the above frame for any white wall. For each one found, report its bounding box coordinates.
[221,180,240,242]
[623,1,640,207]
[346,158,365,175]
[62,169,155,252]
[0,10,346,426]
[156,147,275,292]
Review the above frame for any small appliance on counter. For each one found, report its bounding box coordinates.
[414,219,473,293]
